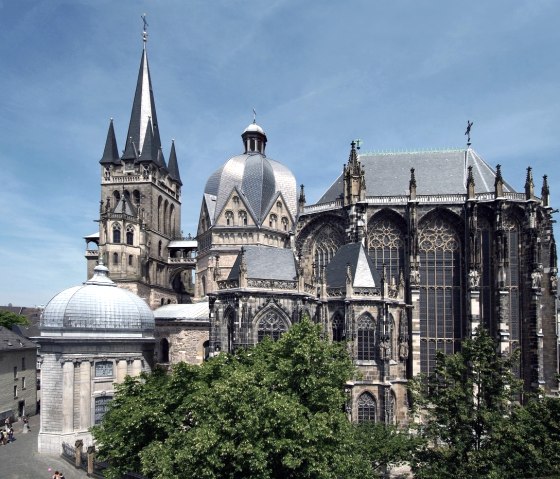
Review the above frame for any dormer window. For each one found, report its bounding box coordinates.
[269,214,277,229]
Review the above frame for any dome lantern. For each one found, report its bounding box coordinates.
[241,120,267,155]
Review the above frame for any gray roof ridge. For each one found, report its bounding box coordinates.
[359,147,465,156]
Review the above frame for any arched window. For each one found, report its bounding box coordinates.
[239,210,247,226]
[367,216,405,285]
[169,204,175,236]
[233,195,239,205]
[112,223,121,243]
[269,214,277,228]
[128,254,133,266]
[276,201,282,210]
[160,338,170,363]
[332,312,344,342]
[133,189,140,204]
[419,216,462,374]
[157,196,163,231]
[257,310,289,342]
[113,190,121,203]
[357,313,376,360]
[112,252,119,265]
[225,210,234,226]
[123,189,130,200]
[126,225,134,245]
[357,392,377,423]
[163,200,169,235]
[313,225,344,278]
[281,217,289,231]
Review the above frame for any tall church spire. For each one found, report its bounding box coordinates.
[124,26,162,159]
[100,119,120,165]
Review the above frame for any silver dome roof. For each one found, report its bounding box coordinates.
[205,153,297,224]
[41,264,154,332]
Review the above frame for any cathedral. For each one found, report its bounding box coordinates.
[85,31,559,424]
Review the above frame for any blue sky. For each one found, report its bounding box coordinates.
[1,0,559,307]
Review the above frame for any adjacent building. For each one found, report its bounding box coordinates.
[0,326,38,423]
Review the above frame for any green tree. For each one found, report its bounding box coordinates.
[93,319,373,479]
[410,327,521,479]
[0,310,29,329]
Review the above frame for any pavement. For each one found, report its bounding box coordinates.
[0,414,90,479]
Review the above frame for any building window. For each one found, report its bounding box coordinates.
[22,357,26,371]
[257,311,288,342]
[281,217,289,231]
[269,214,277,229]
[357,313,376,360]
[112,252,119,265]
[357,392,377,423]
[13,385,17,399]
[128,255,133,266]
[22,377,26,390]
[225,210,234,226]
[160,338,170,363]
[112,223,121,243]
[276,201,282,210]
[238,210,247,226]
[233,195,239,204]
[133,189,140,204]
[332,313,344,342]
[419,217,462,374]
[126,225,134,245]
[13,366,17,379]
[95,361,113,378]
[94,396,113,424]
[313,225,344,278]
[367,216,405,286]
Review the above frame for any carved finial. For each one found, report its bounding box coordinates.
[465,120,473,147]
[525,166,534,200]
[542,175,550,207]
[141,13,149,46]
[495,164,504,198]
[252,108,256,124]
[298,184,306,205]
[467,165,475,199]
[409,167,417,200]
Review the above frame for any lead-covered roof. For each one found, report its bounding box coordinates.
[319,148,516,203]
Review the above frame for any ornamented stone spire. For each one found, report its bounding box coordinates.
[494,164,504,198]
[541,175,550,207]
[167,140,182,185]
[467,165,475,199]
[343,141,366,206]
[409,168,417,200]
[525,166,534,200]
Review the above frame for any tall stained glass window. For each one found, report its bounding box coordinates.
[419,217,462,374]
[257,311,288,342]
[357,313,376,360]
[313,226,344,278]
[367,217,405,284]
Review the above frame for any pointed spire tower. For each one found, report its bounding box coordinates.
[89,18,188,309]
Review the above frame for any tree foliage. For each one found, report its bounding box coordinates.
[0,310,29,329]
[93,318,383,479]
[410,326,560,479]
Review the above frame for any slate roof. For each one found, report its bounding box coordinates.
[100,119,120,165]
[0,326,37,351]
[167,140,182,185]
[326,243,381,289]
[228,246,297,281]
[113,195,137,217]
[125,46,162,157]
[318,148,516,203]
[204,153,297,225]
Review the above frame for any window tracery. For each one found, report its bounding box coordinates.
[313,225,343,277]
[257,310,289,342]
[357,392,377,423]
[332,312,344,342]
[126,225,134,245]
[357,313,376,360]
[367,217,405,283]
[418,217,462,374]
[225,210,234,226]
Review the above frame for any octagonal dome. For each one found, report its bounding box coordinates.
[204,122,297,224]
[41,263,154,334]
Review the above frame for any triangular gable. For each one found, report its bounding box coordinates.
[113,195,137,217]
[261,191,296,231]
[213,186,259,227]
[197,195,214,236]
